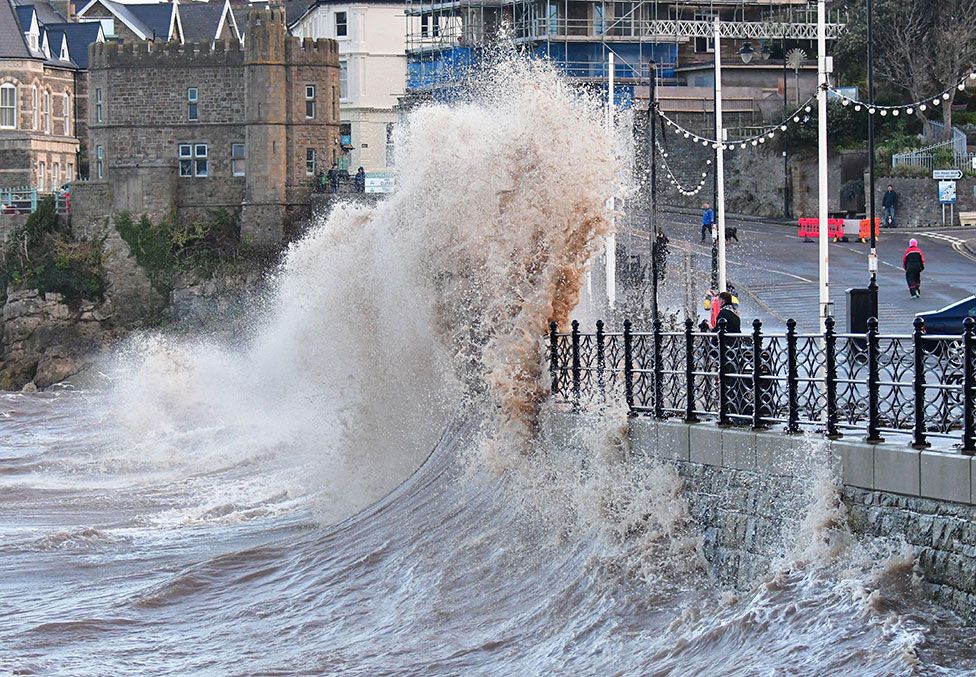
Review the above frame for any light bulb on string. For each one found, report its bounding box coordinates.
[933,98,940,105]
[920,104,927,111]
[805,106,812,113]
[959,83,966,91]
[970,72,976,79]
[767,132,774,138]
[854,105,861,111]
[942,92,950,100]
[793,116,800,122]
[702,140,709,146]
[892,109,900,116]
[752,140,758,146]
[759,137,766,143]
[880,109,887,116]
[842,98,850,106]
[868,107,876,114]
[781,125,787,131]
[906,107,913,114]
[706,159,712,165]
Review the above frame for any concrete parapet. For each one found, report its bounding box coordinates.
[874,445,921,496]
[921,451,972,504]
[657,420,690,461]
[689,424,722,466]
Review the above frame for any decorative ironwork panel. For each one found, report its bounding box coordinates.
[835,336,869,426]
[660,332,686,413]
[876,336,915,431]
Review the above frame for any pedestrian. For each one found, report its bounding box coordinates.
[700,202,715,243]
[882,184,897,228]
[327,163,340,193]
[713,291,741,333]
[354,166,366,193]
[903,238,925,298]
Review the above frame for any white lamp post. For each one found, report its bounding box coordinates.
[714,16,727,293]
[817,0,831,324]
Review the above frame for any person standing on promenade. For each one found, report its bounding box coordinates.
[903,238,925,298]
[882,184,898,227]
[701,202,715,243]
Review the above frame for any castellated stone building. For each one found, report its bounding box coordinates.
[82,8,340,245]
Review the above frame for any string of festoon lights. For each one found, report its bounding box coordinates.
[656,141,712,197]
[656,93,818,149]
[830,71,976,117]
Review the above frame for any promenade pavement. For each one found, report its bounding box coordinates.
[619,212,975,334]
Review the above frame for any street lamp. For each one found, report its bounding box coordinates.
[739,41,755,64]
[760,42,771,61]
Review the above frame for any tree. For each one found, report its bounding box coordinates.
[871,0,976,139]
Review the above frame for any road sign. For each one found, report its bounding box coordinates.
[365,173,395,194]
[933,169,963,180]
[939,180,957,204]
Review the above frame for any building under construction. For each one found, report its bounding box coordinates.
[406,0,844,123]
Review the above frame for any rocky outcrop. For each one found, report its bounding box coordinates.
[0,289,122,391]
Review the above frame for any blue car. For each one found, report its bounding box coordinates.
[916,296,976,335]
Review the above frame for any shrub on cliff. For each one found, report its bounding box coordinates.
[114,209,242,296]
[0,197,105,305]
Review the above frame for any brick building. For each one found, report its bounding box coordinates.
[0,0,93,189]
[83,8,341,245]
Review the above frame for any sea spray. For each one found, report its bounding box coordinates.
[104,56,622,522]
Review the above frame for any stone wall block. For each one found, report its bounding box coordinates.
[920,451,972,504]
[874,446,920,496]
[689,424,722,466]
[657,420,691,462]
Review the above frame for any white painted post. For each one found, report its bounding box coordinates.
[817,0,830,324]
[714,17,727,292]
[606,52,616,309]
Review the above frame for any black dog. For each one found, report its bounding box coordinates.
[725,227,739,243]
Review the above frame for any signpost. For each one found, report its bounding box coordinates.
[939,179,957,225]
[933,169,963,180]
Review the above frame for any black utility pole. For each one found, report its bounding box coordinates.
[649,60,659,321]
[867,0,879,319]
[783,38,790,219]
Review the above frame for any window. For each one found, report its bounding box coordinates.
[694,12,716,52]
[421,14,429,38]
[305,85,316,118]
[31,85,38,129]
[42,90,50,133]
[335,11,347,37]
[179,144,192,176]
[94,88,102,123]
[306,148,316,175]
[63,92,71,135]
[38,161,45,191]
[52,162,60,188]
[194,144,208,176]
[179,143,208,177]
[187,87,198,122]
[66,163,73,182]
[385,123,395,166]
[0,84,15,129]
[593,4,605,35]
[231,143,245,176]
[95,146,104,179]
[339,61,348,100]
[98,18,115,38]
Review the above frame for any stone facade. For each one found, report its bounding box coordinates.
[84,8,340,246]
[0,57,80,189]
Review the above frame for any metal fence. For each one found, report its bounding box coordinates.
[548,316,976,453]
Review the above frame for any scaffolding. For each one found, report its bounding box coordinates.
[405,0,844,94]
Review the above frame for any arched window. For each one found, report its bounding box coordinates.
[63,92,71,135]
[0,84,16,129]
[43,90,51,133]
[31,85,38,130]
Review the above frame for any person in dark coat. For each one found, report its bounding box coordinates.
[700,202,715,243]
[354,167,366,193]
[882,184,897,227]
[903,238,925,298]
[714,291,741,333]
[327,163,340,193]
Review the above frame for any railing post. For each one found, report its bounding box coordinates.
[623,319,635,416]
[824,316,841,438]
[549,321,559,397]
[963,317,976,455]
[866,317,885,444]
[596,319,606,401]
[571,319,581,408]
[652,315,664,419]
[912,316,930,449]
[717,318,730,426]
[751,318,766,430]
[786,319,800,434]
[684,318,698,423]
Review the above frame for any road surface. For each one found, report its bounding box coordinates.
[618,214,975,333]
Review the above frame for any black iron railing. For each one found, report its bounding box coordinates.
[548,316,976,453]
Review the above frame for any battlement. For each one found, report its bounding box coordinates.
[285,37,340,66]
[89,39,245,69]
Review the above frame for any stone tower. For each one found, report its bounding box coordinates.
[241,8,288,247]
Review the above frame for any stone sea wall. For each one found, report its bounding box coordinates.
[549,412,976,624]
